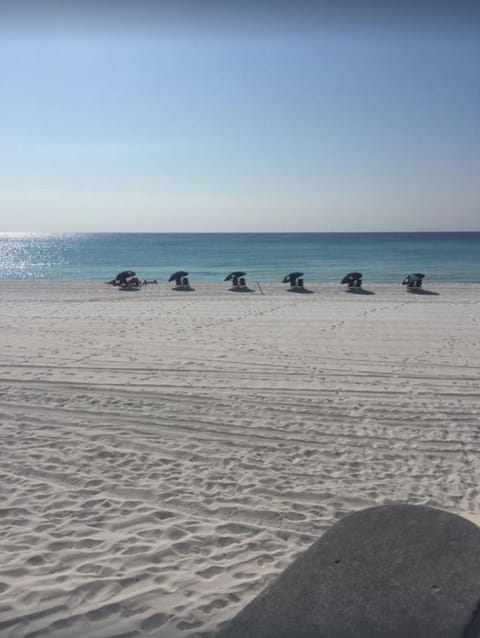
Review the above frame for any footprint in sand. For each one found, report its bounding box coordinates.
[165,527,189,541]
[216,523,255,536]
[196,565,223,579]
[141,612,172,632]
[199,597,229,614]
[177,619,203,630]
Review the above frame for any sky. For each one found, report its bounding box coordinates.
[0,1,479,232]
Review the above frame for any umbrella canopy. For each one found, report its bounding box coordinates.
[403,273,425,285]
[282,272,303,283]
[341,272,362,284]
[116,270,136,282]
[168,271,189,282]
[225,271,246,281]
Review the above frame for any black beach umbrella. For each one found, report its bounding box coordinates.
[116,270,136,282]
[282,272,303,283]
[403,273,425,285]
[168,271,189,282]
[225,271,246,281]
[341,271,362,284]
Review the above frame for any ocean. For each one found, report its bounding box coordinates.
[1,232,479,283]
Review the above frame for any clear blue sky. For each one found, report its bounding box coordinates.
[1,2,479,232]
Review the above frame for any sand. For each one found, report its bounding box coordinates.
[0,281,479,638]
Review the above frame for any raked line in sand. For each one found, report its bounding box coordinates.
[0,282,479,637]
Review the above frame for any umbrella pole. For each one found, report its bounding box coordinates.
[256,281,265,295]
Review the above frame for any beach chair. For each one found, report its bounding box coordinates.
[351,278,362,288]
[239,277,246,287]
[403,273,425,289]
[182,277,189,287]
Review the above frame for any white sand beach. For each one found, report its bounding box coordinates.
[1,281,480,638]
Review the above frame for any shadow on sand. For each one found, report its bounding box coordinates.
[346,287,375,295]
[287,287,314,294]
[407,288,439,296]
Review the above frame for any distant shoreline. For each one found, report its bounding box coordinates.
[2,281,480,295]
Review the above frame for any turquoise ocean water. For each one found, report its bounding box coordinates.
[1,232,479,283]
